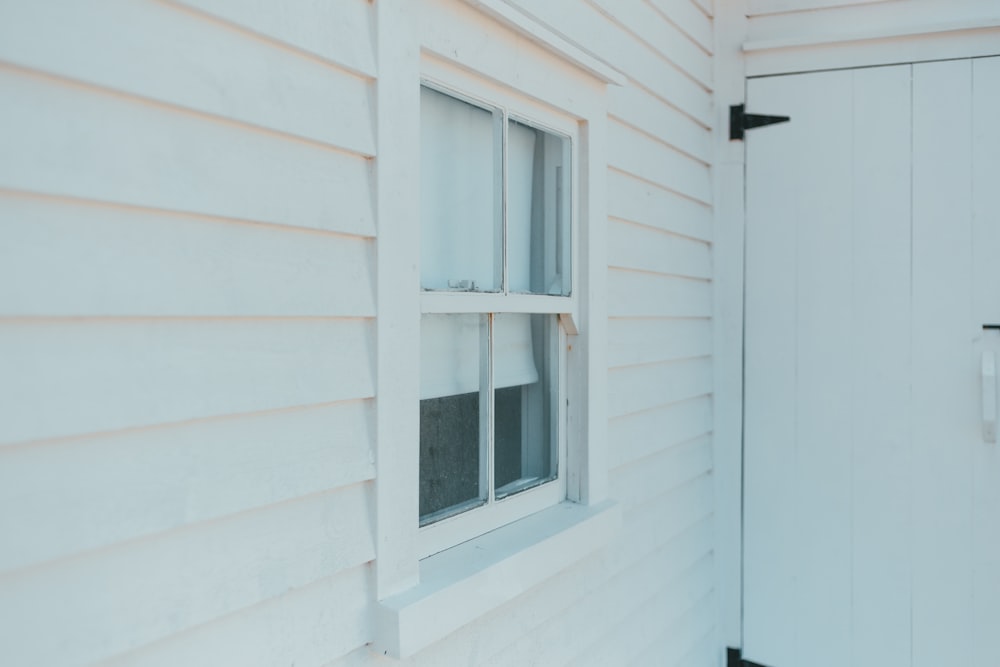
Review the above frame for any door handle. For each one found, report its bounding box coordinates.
[984,350,997,443]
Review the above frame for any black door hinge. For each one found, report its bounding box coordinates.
[730,104,791,141]
[727,647,772,667]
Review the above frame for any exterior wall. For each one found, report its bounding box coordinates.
[0,1,720,666]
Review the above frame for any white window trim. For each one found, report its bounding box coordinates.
[373,0,621,658]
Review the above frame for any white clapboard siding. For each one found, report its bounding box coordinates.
[607,168,713,242]
[609,219,712,279]
[609,84,712,165]
[0,194,375,318]
[608,357,714,418]
[589,0,713,87]
[572,555,715,667]
[508,0,713,125]
[102,565,372,667]
[748,0,887,15]
[0,484,374,667]
[648,0,715,53]
[0,67,374,237]
[608,119,712,204]
[169,0,376,77]
[608,317,713,367]
[691,0,713,17]
[617,484,715,575]
[0,319,374,445]
[610,436,713,511]
[609,396,714,467]
[629,591,716,667]
[0,400,374,573]
[608,270,713,318]
[0,0,374,155]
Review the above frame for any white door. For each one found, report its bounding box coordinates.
[743,57,1000,667]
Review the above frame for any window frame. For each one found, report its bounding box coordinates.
[417,77,579,558]
[373,0,621,656]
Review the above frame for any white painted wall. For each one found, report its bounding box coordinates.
[0,0,720,665]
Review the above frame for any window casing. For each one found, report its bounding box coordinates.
[418,82,577,557]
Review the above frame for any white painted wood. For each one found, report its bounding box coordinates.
[911,58,975,667]
[0,319,374,445]
[0,484,374,666]
[647,0,715,54]
[608,269,713,318]
[0,193,375,317]
[610,435,713,510]
[460,0,627,84]
[607,117,712,205]
[609,84,712,164]
[606,168,713,242]
[168,0,376,77]
[373,0,422,602]
[375,500,620,658]
[588,0,714,87]
[608,357,713,418]
[100,566,372,667]
[609,396,713,467]
[748,0,892,15]
[744,0,1000,76]
[501,0,714,125]
[608,219,712,279]
[0,0,375,155]
[849,64,913,667]
[0,67,374,237]
[744,56,1000,667]
[0,400,374,573]
[972,57,1000,667]
[608,317,713,367]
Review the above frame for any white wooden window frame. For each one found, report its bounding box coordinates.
[373,0,623,658]
[416,74,576,559]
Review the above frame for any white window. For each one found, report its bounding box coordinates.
[418,84,574,556]
[373,1,623,656]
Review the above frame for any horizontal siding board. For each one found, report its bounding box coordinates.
[609,84,712,163]
[629,589,716,667]
[589,0,713,87]
[615,499,714,582]
[104,565,372,667]
[607,169,713,242]
[610,436,713,510]
[608,317,713,367]
[507,0,712,124]
[482,524,711,667]
[648,0,715,53]
[0,0,374,155]
[609,396,714,467]
[608,119,712,204]
[0,194,375,317]
[608,270,713,318]
[0,485,374,667]
[609,219,712,278]
[0,400,374,573]
[169,0,376,77]
[0,67,374,237]
[608,356,713,418]
[572,556,715,667]
[0,319,375,445]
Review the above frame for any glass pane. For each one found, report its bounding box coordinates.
[493,313,558,497]
[419,313,487,524]
[420,86,501,292]
[507,119,571,296]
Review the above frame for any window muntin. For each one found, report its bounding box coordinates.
[418,84,574,536]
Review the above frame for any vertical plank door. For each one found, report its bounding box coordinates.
[743,56,1000,667]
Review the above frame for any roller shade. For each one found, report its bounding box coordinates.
[420,314,539,400]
